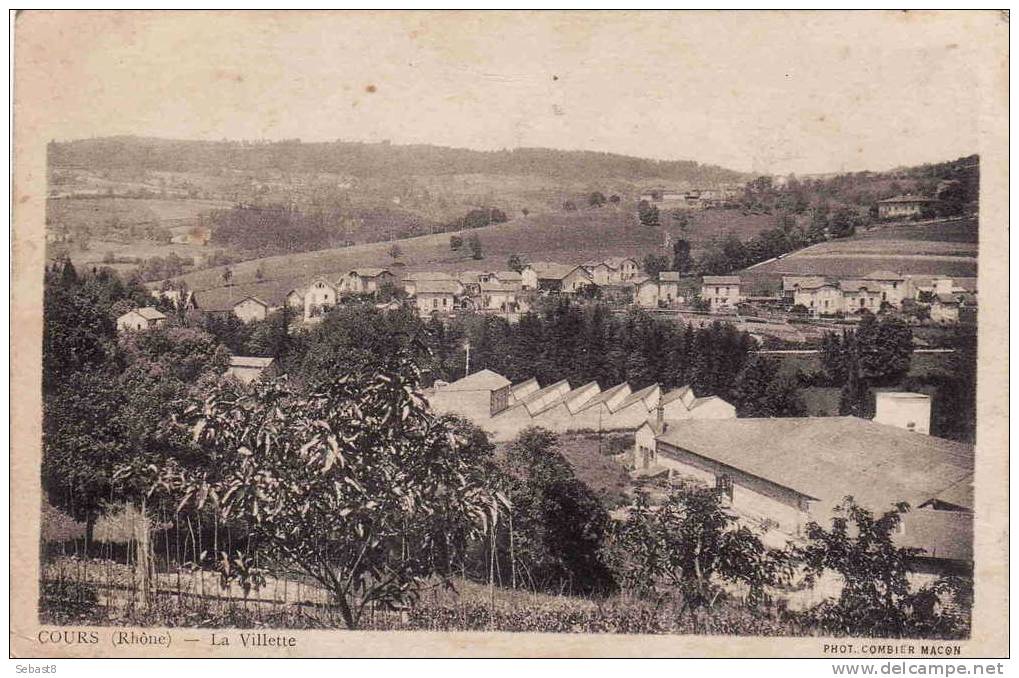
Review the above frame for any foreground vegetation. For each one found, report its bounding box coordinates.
[41,261,972,638]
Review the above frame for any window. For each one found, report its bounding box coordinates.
[860,298,865,307]
[715,474,734,501]
[442,297,448,307]
[432,299,438,309]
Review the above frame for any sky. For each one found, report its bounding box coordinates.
[19,10,1002,175]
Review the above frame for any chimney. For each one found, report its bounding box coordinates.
[656,402,665,429]
[873,392,931,435]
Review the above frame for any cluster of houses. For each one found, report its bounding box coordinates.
[783,271,976,322]
[876,194,938,220]
[169,257,690,325]
[638,186,741,210]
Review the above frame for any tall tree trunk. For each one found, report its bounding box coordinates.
[134,499,153,610]
[84,514,96,559]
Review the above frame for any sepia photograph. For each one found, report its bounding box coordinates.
[9,9,1009,660]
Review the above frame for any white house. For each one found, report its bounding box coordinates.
[116,307,167,332]
[862,270,908,307]
[606,257,639,281]
[840,279,884,314]
[479,281,519,312]
[632,416,973,576]
[521,263,594,292]
[877,195,936,219]
[225,356,277,384]
[403,271,457,297]
[700,276,742,310]
[304,277,338,318]
[340,268,395,294]
[413,280,462,317]
[233,296,270,323]
[791,279,842,315]
[426,369,513,422]
[930,293,961,324]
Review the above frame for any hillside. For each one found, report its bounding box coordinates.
[741,216,978,295]
[173,206,780,305]
[49,136,749,185]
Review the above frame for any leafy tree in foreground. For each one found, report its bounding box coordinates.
[495,428,616,595]
[796,497,971,638]
[150,350,501,629]
[610,485,789,609]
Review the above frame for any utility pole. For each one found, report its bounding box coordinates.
[464,339,471,377]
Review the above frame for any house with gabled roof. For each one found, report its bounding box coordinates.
[413,279,462,318]
[116,307,167,332]
[633,415,973,579]
[877,195,937,219]
[701,275,743,310]
[402,271,457,297]
[225,356,278,384]
[339,267,394,294]
[232,296,270,323]
[521,262,594,292]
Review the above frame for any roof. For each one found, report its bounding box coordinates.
[133,307,166,320]
[617,384,659,409]
[604,256,637,267]
[702,275,741,285]
[863,270,904,281]
[526,262,589,280]
[403,271,455,282]
[349,268,391,278]
[493,270,523,282]
[655,417,973,516]
[935,293,960,305]
[480,281,518,293]
[840,280,882,292]
[661,386,693,406]
[442,369,512,392]
[228,356,275,369]
[195,285,287,312]
[235,296,269,308]
[630,274,652,286]
[688,395,727,410]
[510,377,539,396]
[458,270,485,283]
[577,382,630,411]
[415,280,461,295]
[878,195,937,204]
[897,510,973,562]
[783,276,829,292]
[659,271,681,282]
[924,478,974,510]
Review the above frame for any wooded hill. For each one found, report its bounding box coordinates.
[49,136,749,185]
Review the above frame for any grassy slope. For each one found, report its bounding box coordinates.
[742,217,979,293]
[174,207,778,302]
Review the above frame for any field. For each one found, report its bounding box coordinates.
[173,207,778,305]
[742,217,979,294]
[552,432,634,509]
[46,196,233,270]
